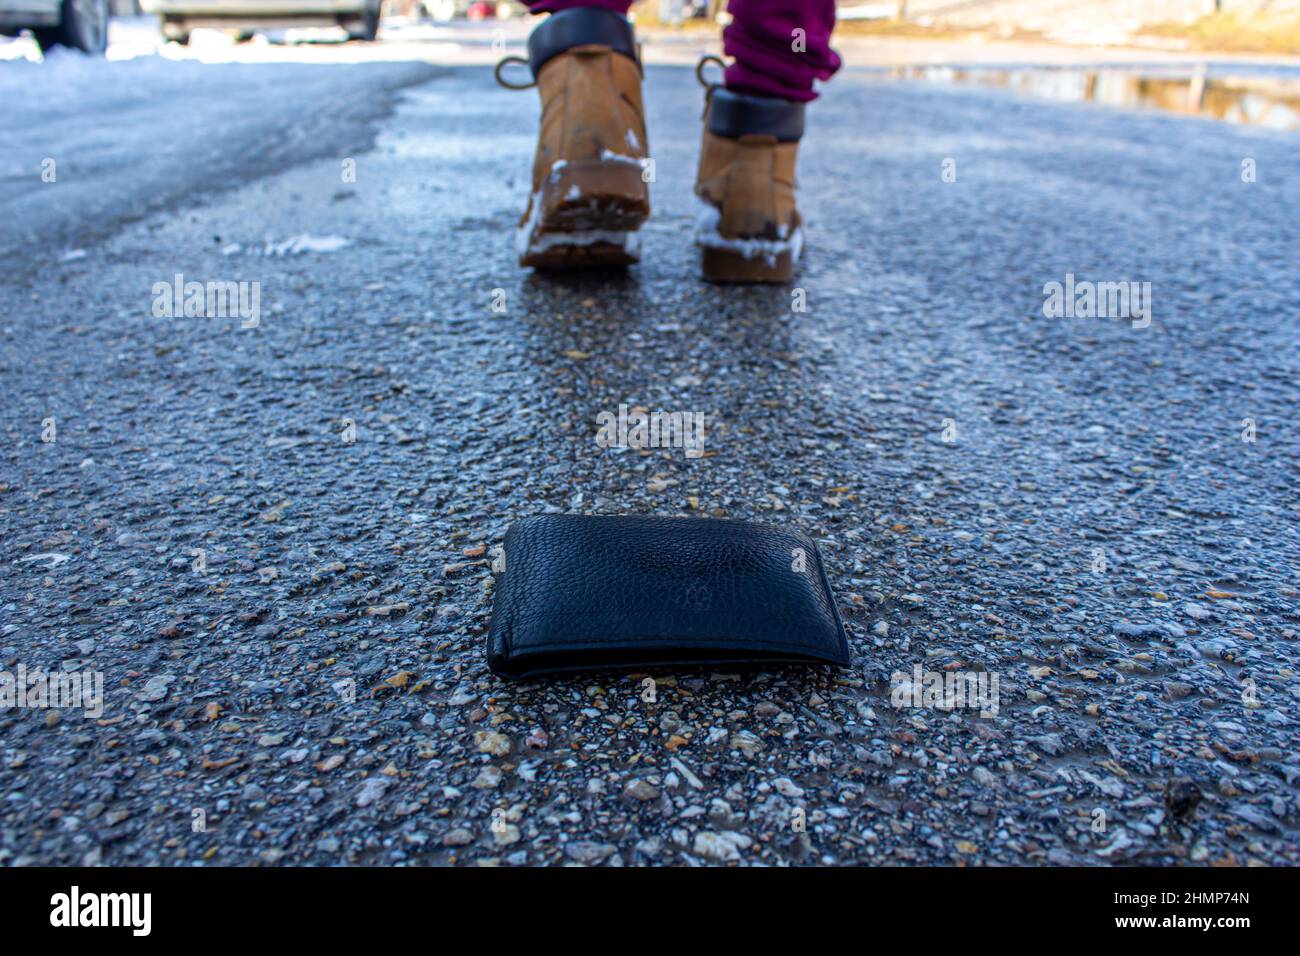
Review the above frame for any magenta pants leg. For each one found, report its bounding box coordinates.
[522,1,840,102]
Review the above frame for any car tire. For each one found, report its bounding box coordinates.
[160,18,190,45]
[34,0,109,55]
[345,0,381,41]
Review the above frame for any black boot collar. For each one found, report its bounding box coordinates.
[528,7,638,79]
[707,87,805,142]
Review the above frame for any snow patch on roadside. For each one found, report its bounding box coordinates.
[262,234,351,256]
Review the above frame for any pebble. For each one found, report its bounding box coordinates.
[693,831,750,863]
[138,676,171,702]
[472,766,503,789]
[624,779,659,802]
[354,777,390,808]
[474,731,511,757]
[1029,734,1066,756]
[443,829,474,847]
[564,841,616,865]
[493,824,521,846]
[773,777,804,798]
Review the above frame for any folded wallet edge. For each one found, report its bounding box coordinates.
[486,515,852,678]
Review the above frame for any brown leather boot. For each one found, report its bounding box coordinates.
[498,8,650,269]
[694,72,806,283]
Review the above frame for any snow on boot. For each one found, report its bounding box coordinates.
[497,7,650,269]
[693,64,805,283]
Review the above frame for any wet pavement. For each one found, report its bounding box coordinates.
[885,63,1300,131]
[1,29,1298,866]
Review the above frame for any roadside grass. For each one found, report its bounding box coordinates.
[831,18,1046,44]
[1139,13,1300,56]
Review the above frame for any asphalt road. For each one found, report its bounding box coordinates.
[1,33,1298,866]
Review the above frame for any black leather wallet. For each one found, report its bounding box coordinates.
[487,514,851,678]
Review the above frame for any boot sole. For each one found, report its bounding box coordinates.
[693,196,802,284]
[519,159,649,269]
[700,246,796,284]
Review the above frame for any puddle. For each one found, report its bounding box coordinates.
[886,64,1300,131]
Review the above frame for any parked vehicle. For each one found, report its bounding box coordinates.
[138,0,383,44]
[0,0,110,54]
